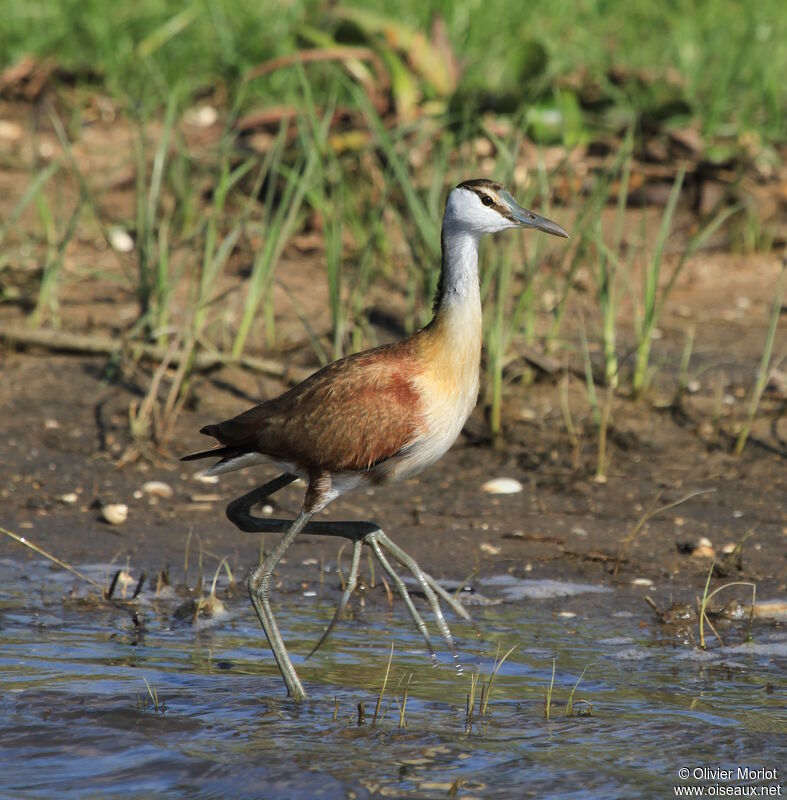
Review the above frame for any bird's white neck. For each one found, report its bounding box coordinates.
[425,224,483,389]
[409,221,482,472]
[433,226,481,313]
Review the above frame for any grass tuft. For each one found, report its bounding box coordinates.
[698,565,756,649]
[734,261,786,455]
[543,658,556,721]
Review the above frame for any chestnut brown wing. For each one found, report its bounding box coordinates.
[203,344,424,473]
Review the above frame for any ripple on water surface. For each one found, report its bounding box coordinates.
[0,559,784,799]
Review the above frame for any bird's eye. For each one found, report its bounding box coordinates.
[481,194,494,207]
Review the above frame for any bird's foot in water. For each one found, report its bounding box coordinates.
[308,527,475,675]
[225,480,477,695]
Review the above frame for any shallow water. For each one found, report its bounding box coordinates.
[1,558,784,799]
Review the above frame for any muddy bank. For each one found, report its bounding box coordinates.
[1,346,784,605]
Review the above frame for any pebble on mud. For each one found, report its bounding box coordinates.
[480,542,502,555]
[57,492,79,505]
[482,477,523,495]
[676,537,716,558]
[101,503,128,525]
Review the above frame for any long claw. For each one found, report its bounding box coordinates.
[375,531,463,674]
[423,574,472,620]
[306,540,362,659]
[368,535,437,663]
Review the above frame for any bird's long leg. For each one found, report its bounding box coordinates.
[247,510,313,701]
[226,474,299,531]
[224,474,318,699]
[305,539,362,659]
[226,478,376,695]
[226,480,473,687]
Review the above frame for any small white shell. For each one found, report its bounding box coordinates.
[0,120,23,141]
[184,105,218,128]
[116,570,135,589]
[142,480,173,499]
[482,477,523,495]
[697,536,713,548]
[108,227,134,253]
[101,503,128,525]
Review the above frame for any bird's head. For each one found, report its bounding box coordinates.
[444,178,569,238]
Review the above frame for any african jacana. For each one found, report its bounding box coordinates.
[183,179,569,699]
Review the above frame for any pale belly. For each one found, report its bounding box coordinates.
[370,369,479,485]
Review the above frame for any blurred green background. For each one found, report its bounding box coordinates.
[1,0,784,143]
[0,0,783,453]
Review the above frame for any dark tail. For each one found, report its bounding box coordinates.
[180,424,236,462]
[180,445,238,462]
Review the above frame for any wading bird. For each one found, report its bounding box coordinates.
[183,179,568,700]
